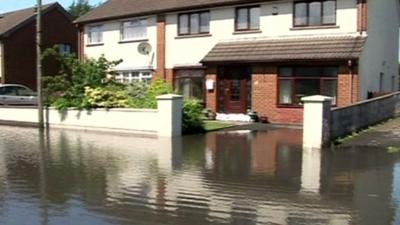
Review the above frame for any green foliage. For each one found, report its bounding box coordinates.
[43,46,122,110]
[83,86,132,109]
[126,79,173,109]
[68,0,93,19]
[388,146,400,154]
[43,47,205,134]
[182,99,205,135]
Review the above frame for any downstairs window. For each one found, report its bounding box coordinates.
[278,66,338,106]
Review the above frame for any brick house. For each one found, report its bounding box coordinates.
[0,3,77,90]
[75,0,400,124]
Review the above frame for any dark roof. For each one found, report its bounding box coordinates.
[201,36,367,63]
[0,3,68,38]
[76,0,277,24]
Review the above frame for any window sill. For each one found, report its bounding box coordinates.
[277,104,303,109]
[233,30,262,35]
[86,43,104,47]
[290,25,339,30]
[175,34,212,39]
[119,38,149,44]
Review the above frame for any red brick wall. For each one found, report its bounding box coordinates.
[3,7,77,90]
[205,64,359,125]
[156,15,166,79]
[337,65,359,107]
[165,69,174,85]
[252,66,303,125]
[205,66,217,112]
[357,0,368,32]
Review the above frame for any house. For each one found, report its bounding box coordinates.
[75,0,400,124]
[0,3,77,90]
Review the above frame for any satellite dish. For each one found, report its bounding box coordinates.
[138,42,152,55]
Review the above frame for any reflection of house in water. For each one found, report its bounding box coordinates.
[0,127,397,225]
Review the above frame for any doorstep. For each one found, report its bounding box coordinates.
[215,113,253,122]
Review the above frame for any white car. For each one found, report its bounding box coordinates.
[0,84,38,106]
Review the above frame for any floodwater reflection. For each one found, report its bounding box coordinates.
[0,126,398,225]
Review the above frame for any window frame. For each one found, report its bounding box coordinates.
[174,69,205,101]
[293,0,337,27]
[235,5,261,31]
[115,70,153,84]
[87,24,104,44]
[178,11,210,36]
[120,18,148,42]
[277,66,338,107]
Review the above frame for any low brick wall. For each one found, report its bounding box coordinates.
[330,92,400,139]
[0,94,183,137]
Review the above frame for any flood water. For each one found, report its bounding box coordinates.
[0,126,399,225]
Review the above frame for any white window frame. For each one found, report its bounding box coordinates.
[58,43,72,55]
[88,25,103,44]
[120,18,148,41]
[115,70,153,84]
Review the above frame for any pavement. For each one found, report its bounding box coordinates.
[339,117,400,148]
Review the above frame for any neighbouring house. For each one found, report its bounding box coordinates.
[0,3,77,90]
[75,0,400,124]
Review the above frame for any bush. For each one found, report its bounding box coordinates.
[182,99,205,135]
[126,79,173,109]
[43,47,122,109]
[83,86,133,109]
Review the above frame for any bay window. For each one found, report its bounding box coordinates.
[115,71,153,84]
[235,6,260,31]
[174,70,204,101]
[294,0,336,27]
[278,66,338,106]
[178,11,210,35]
[121,18,147,41]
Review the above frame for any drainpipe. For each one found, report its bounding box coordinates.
[0,41,4,84]
[348,59,353,104]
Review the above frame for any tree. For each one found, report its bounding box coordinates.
[68,0,93,19]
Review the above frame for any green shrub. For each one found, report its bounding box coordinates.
[43,47,122,108]
[182,99,205,135]
[83,86,132,109]
[126,79,174,109]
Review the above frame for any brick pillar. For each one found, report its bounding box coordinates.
[78,26,85,61]
[357,0,368,33]
[337,65,359,107]
[205,66,217,112]
[156,15,166,80]
[252,66,278,122]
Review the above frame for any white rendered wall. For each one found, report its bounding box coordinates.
[0,95,183,137]
[165,0,358,68]
[83,16,158,71]
[359,0,400,99]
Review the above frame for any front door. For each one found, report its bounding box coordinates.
[219,66,250,114]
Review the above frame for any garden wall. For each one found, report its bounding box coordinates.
[330,92,400,139]
[0,94,183,137]
[302,92,400,149]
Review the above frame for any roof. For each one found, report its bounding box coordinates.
[201,36,367,63]
[0,3,68,38]
[76,0,277,24]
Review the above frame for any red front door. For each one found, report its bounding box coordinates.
[219,66,250,114]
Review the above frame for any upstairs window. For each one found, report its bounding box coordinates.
[294,0,336,27]
[121,18,147,41]
[88,25,103,44]
[178,11,210,35]
[235,6,260,31]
